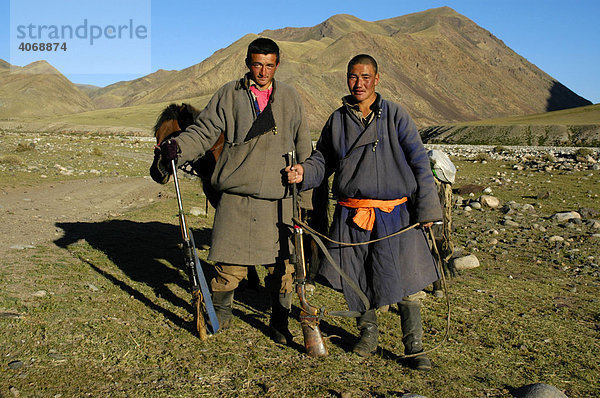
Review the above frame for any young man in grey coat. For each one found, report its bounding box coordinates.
[158,38,312,344]
[286,54,442,369]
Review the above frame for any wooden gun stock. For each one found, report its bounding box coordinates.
[288,152,328,358]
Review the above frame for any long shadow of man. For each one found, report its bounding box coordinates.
[54,219,282,340]
[54,219,214,334]
[54,219,360,355]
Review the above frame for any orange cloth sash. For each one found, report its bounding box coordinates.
[338,197,407,231]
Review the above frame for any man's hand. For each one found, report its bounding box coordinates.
[420,222,434,228]
[160,138,179,163]
[285,164,304,184]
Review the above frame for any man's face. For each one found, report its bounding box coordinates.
[347,63,379,104]
[247,53,279,89]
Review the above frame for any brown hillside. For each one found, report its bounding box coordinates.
[88,7,590,131]
[75,83,102,98]
[0,60,95,118]
[90,69,178,109]
[421,103,600,146]
[0,8,591,133]
[0,59,12,70]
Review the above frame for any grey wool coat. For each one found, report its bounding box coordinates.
[174,74,312,265]
[301,94,443,311]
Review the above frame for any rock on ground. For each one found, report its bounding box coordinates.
[452,254,480,270]
[479,194,500,208]
[512,383,568,398]
[551,211,581,222]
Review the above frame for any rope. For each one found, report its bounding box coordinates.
[294,216,451,357]
[292,218,421,316]
[292,217,419,247]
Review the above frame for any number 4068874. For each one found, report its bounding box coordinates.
[18,42,67,51]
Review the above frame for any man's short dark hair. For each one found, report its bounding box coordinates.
[246,38,280,66]
[347,54,378,74]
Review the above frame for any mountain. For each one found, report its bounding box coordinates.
[88,68,179,109]
[0,60,95,118]
[421,103,600,146]
[87,7,590,131]
[0,59,11,70]
[90,35,251,109]
[0,8,592,133]
[75,83,101,97]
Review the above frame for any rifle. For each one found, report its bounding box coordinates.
[171,159,220,339]
[288,151,328,357]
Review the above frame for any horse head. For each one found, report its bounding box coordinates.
[151,102,223,207]
[153,103,200,145]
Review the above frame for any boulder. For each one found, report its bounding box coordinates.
[452,254,480,270]
[479,195,500,208]
[578,207,599,218]
[470,201,482,210]
[586,219,600,229]
[521,204,536,213]
[502,201,521,214]
[551,211,581,222]
[512,383,568,398]
[502,219,520,227]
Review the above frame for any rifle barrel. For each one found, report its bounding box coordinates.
[171,159,190,242]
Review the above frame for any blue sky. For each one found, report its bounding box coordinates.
[1,0,599,103]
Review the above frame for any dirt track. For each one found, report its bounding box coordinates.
[0,176,165,253]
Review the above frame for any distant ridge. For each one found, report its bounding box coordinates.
[81,7,589,130]
[0,60,94,118]
[421,103,600,146]
[0,7,592,134]
[89,68,179,109]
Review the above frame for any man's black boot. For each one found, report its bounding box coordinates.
[212,290,234,330]
[398,299,432,371]
[269,292,294,345]
[353,309,378,357]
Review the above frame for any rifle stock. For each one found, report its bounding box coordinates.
[288,152,328,358]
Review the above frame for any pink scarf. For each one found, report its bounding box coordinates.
[249,85,272,112]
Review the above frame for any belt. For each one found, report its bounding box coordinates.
[338,197,407,231]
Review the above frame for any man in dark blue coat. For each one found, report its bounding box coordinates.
[286,54,442,370]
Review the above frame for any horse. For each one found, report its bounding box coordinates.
[151,103,224,208]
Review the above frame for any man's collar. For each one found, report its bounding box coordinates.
[249,79,272,91]
[342,93,381,111]
[243,72,274,91]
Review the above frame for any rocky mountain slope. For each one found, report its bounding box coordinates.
[87,7,590,130]
[0,61,95,118]
[0,7,592,133]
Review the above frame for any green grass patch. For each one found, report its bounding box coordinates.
[1,144,599,397]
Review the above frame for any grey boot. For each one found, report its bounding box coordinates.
[269,292,294,345]
[353,309,378,357]
[398,299,432,371]
[212,290,234,330]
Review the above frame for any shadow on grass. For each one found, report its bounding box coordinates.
[319,317,358,353]
[53,220,312,349]
[53,219,370,355]
[54,219,214,336]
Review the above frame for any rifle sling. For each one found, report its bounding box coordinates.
[301,224,371,316]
